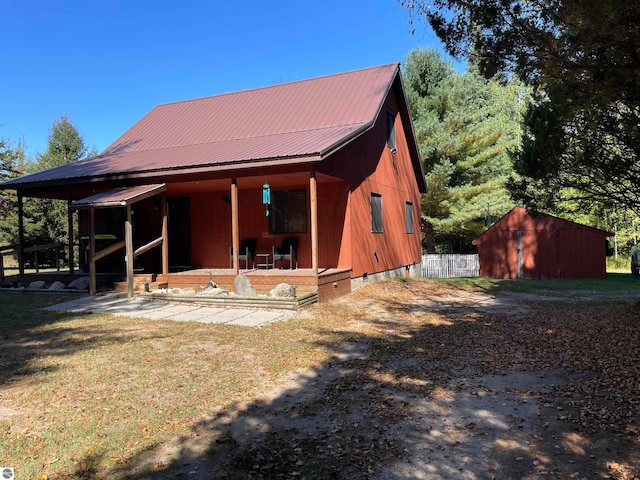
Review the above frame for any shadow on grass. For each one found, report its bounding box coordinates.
[107,285,640,479]
[0,293,134,385]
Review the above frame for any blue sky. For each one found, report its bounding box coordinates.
[1,0,459,159]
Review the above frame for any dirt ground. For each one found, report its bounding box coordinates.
[121,282,640,480]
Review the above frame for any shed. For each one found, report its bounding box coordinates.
[472,207,612,279]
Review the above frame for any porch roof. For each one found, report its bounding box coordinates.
[2,63,417,191]
[71,183,167,209]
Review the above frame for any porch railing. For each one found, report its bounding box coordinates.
[421,254,479,278]
[23,242,66,273]
[0,244,17,284]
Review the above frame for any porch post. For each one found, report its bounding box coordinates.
[231,178,239,274]
[161,193,169,275]
[310,171,319,274]
[125,204,134,298]
[89,208,96,295]
[17,193,24,276]
[67,197,75,274]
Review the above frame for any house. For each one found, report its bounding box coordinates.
[1,63,427,301]
[472,207,612,279]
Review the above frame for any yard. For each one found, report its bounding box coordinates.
[1,276,639,479]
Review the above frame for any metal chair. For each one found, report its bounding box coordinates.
[272,237,298,269]
[230,239,257,269]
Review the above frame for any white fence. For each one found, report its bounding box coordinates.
[421,254,479,278]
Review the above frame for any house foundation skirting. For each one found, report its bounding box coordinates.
[351,263,421,291]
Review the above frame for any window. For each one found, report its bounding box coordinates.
[386,111,396,150]
[370,193,383,233]
[405,201,414,234]
[269,189,307,234]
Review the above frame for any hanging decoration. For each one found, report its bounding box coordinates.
[262,183,271,216]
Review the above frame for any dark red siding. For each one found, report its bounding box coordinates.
[473,207,611,279]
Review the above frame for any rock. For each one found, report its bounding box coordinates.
[48,281,66,290]
[234,274,257,297]
[176,288,198,296]
[270,282,296,298]
[197,286,230,296]
[67,277,90,290]
[28,281,46,289]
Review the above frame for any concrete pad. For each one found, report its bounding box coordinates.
[43,295,294,327]
[137,304,202,320]
[227,310,289,327]
[165,307,226,322]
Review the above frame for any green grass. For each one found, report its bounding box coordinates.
[416,272,640,295]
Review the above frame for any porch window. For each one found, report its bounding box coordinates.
[270,189,307,234]
[405,201,414,234]
[371,192,383,233]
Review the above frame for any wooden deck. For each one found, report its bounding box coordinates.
[2,267,353,304]
[155,267,352,302]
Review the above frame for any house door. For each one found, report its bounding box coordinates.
[168,197,191,269]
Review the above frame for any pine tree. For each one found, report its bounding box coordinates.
[403,49,526,252]
[1,116,88,266]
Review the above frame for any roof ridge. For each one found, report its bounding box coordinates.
[155,63,400,108]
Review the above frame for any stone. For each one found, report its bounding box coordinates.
[270,282,296,298]
[67,277,90,290]
[28,281,46,289]
[48,281,66,290]
[234,274,257,297]
[197,286,230,296]
[176,288,198,296]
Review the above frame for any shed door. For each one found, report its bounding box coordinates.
[517,231,523,279]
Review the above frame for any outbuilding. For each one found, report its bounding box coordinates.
[472,207,612,279]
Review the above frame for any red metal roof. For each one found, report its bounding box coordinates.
[71,184,167,209]
[3,63,404,187]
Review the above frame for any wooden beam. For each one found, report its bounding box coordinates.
[93,240,125,262]
[17,193,24,276]
[134,236,162,257]
[161,193,168,275]
[125,205,134,298]
[24,241,65,253]
[68,198,75,274]
[310,171,319,275]
[231,178,239,275]
[89,208,96,295]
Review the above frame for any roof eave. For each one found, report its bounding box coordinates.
[4,154,323,195]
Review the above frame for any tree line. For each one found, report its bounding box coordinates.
[0,116,93,267]
[400,0,640,259]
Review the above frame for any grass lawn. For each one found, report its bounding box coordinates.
[429,271,640,295]
[1,276,639,478]
[0,294,355,479]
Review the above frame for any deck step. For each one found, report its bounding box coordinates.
[139,291,319,310]
[113,273,158,292]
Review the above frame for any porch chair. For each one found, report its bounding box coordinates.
[229,238,257,269]
[272,237,298,269]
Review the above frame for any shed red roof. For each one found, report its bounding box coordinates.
[4,63,413,189]
[473,206,613,245]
